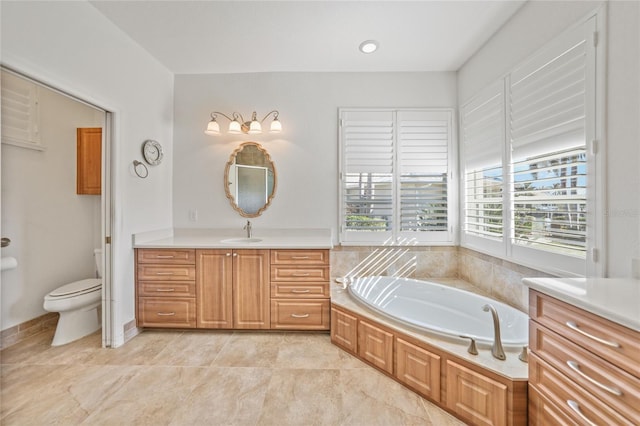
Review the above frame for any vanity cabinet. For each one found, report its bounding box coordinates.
[197,249,270,329]
[135,249,197,328]
[330,304,527,426]
[136,247,329,331]
[269,249,330,330]
[528,290,640,425]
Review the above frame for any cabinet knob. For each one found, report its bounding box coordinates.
[226,253,231,257]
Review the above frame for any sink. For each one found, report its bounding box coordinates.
[220,238,263,244]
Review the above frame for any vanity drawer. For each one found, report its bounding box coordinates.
[529,385,577,426]
[138,281,196,298]
[530,290,639,377]
[530,321,640,423]
[270,266,330,282]
[529,353,634,425]
[137,249,196,264]
[270,283,329,298]
[137,264,196,281]
[138,297,196,328]
[270,299,330,330]
[270,250,329,265]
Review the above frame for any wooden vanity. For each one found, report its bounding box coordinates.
[524,277,640,425]
[135,247,330,331]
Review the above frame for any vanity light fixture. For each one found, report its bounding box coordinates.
[359,40,379,54]
[205,110,282,135]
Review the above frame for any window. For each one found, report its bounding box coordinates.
[461,14,601,276]
[339,109,455,245]
[461,81,505,253]
[1,70,43,151]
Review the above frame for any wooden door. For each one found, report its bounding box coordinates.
[196,249,233,328]
[233,249,270,329]
[77,127,102,194]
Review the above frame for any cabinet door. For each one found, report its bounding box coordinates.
[396,337,441,402]
[358,320,394,374]
[331,307,358,354]
[233,249,270,329]
[446,360,508,426]
[196,250,233,328]
[76,127,102,195]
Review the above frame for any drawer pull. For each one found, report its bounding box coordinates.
[155,288,176,292]
[156,312,176,316]
[155,272,174,275]
[291,313,310,318]
[291,256,310,260]
[565,321,621,348]
[291,289,311,294]
[292,273,310,277]
[566,400,597,426]
[566,360,623,396]
[155,255,175,259]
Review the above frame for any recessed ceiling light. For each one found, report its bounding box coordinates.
[359,40,379,54]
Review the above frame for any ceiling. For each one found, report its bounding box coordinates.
[90,1,525,75]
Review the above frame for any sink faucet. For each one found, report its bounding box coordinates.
[243,220,252,238]
[482,304,506,360]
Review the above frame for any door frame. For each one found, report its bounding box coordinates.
[1,65,116,347]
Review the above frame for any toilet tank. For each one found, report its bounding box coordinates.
[94,249,103,278]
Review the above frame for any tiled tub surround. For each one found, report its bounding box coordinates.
[331,245,552,313]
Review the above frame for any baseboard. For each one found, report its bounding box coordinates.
[0,312,59,349]
[123,318,140,344]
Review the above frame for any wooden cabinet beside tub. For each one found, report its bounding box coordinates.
[269,249,330,330]
[528,290,640,425]
[135,248,329,331]
[330,304,527,426]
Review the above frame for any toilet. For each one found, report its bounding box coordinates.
[43,249,102,346]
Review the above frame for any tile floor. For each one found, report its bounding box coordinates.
[1,329,465,425]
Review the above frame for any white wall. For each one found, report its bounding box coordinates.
[173,72,457,238]
[1,76,103,329]
[457,0,640,278]
[1,1,174,345]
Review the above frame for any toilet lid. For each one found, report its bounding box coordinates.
[49,278,102,297]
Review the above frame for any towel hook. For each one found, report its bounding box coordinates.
[133,160,149,179]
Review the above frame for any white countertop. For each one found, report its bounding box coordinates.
[133,228,333,249]
[523,277,640,332]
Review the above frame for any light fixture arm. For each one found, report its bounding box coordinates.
[210,111,241,122]
[258,110,279,123]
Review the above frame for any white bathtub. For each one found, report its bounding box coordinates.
[347,276,529,349]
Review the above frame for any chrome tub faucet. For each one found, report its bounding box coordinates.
[482,304,506,360]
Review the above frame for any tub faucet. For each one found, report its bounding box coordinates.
[482,304,506,360]
[243,220,252,238]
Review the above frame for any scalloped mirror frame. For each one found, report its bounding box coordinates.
[224,141,277,218]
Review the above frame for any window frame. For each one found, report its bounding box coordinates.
[339,108,457,246]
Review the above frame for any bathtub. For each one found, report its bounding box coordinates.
[347,276,529,349]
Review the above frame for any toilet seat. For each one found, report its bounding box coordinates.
[46,278,102,299]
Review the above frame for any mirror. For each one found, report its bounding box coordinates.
[224,142,277,217]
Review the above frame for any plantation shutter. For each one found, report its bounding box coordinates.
[1,70,42,150]
[461,81,505,242]
[340,109,453,244]
[508,21,591,258]
[397,110,450,235]
[341,110,394,240]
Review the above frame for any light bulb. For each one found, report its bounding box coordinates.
[248,120,262,134]
[204,119,220,135]
[228,120,242,134]
[270,118,282,133]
